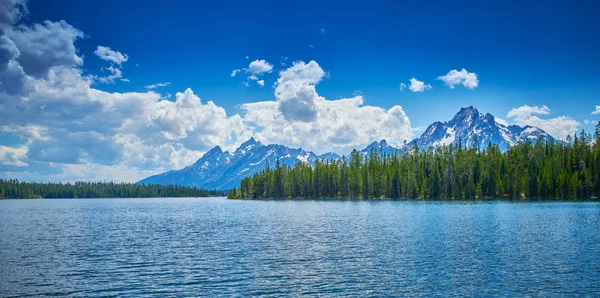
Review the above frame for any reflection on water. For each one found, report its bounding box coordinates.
[1,198,599,296]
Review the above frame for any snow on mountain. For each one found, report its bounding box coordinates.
[139,107,554,190]
[138,138,339,190]
[411,106,554,151]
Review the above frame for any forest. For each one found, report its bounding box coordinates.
[0,180,223,199]
[228,127,600,200]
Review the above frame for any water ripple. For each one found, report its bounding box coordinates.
[1,198,599,296]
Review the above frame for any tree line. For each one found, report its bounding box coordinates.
[229,126,600,200]
[0,180,223,199]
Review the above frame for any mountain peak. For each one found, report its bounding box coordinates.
[205,145,223,156]
[450,106,482,126]
[457,106,479,116]
[460,106,477,112]
[360,139,399,155]
[413,106,554,151]
[239,137,262,150]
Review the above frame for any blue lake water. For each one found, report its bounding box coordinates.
[1,198,599,296]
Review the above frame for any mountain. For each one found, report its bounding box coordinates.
[138,138,340,190]
[359,140,401,156]
[140,106,554,190]
[411,106,554,151]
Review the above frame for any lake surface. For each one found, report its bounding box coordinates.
[1,198,599,296]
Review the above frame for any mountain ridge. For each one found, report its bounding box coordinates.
[410,106,553,150]
[138,106,554,190]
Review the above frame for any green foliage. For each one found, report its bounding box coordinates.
[229,130,600,200]
[0,180,223,199]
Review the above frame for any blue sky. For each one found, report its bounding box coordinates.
[30,0,600,125]
[0,0,599,182]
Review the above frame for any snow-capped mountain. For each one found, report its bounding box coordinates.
[411,106,554,150]
[359,140,401,156]
[138,138,340,190]
[139,106,554,190]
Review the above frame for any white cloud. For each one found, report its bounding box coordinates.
[0,0,416,181]
[248,59,273,75]
[145,82,170,89]
[584,119,590,125]
[0,67,252,180]
[8,20,84,78]
[274,60,325,122]
[0,19,83,95]
[399,83,406,92]
[233,59,274,86]
[0,145,28,167]
[408,77,431,92]
[94,45,128,65]
[438,68,479,89]
[242,60,414,154]
[91,45,129,84]
[591,105,600,115]
[0,1,255,182]
[95,65,123,84]
[507,105,579,140]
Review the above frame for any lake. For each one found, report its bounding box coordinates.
[1,198,599,296]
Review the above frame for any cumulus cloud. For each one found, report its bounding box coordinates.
[507,105,579,140]
[242,60,414,154]
[0,0,26,31]
[438,68,479,89]
[94,45,128,65]
[8,20,84,78]
[0,1,252,182]
[0,0,415,181]
[399,83,406,92]
[0,65,251,181]
[408,77,431,92]
[274,60,325,122]
[591,105,600,115]
[0,16,85,95]
[145,82,170,89]
[248,59,273,75]
[0,145,27,166]
[232,59,274,86]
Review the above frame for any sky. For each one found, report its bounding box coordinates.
[0,0,599,182]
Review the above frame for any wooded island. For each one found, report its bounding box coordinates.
[229,129,600,200]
